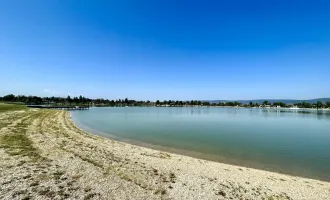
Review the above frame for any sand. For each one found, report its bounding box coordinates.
[0,109,329,200]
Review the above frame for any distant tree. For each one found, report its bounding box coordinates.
[124,98,128,104]
[156,100,160,105]
[33,96,42,104]
[23,96,42,105]
[73,97,78,104]
[3,94,15,101]
[273,102,286,107]
[202,102,210,106]
[66,95,71,104]
[16,95,26,102]
[262,101,269,105]
[300,102,312,108]
[249,102,253,107]
[326,102,330,108]
[316,101,323,109]
[222,102,227,106]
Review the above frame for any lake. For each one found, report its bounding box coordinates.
[71,107,330,181]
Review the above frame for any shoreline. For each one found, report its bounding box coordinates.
[1,109,330,199]
[84,105,330,112]
[70,109,330,182]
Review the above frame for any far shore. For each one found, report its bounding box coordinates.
[1,108,330,200]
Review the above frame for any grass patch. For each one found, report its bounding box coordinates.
[154,188,167,195]
[38,187,56,198]
[84,193,99,200]
[0,103,27,113]
[22,196,31,200]
[169,172,176,183]
[169,172,176,179]
[72,152,103,168]
[0,133,43,161]
[53,170,65,180]
[72,174,83,180]
[30,181,40,187]
[84,187,92,192]
[217,190,226,197]
[103,166,148,189]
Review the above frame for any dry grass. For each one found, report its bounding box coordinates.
[0,133,44,161]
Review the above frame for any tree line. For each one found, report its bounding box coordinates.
[0,94,91,105]
[1,94,330,109]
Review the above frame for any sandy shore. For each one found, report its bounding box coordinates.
[0,109,329,200]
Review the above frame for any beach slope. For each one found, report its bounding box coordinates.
[0,109,329,200]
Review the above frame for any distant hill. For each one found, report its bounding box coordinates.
[205,98,330,104]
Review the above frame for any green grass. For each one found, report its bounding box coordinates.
[0,132,43,161]
[0,103,27,113]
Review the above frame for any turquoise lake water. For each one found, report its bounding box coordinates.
[71,107,330,181]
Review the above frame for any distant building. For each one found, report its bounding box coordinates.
[290,105,299,109]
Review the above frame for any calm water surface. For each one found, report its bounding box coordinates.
[71,107,330,181]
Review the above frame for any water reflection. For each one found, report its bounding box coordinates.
[184,107,330,120]
[261,109,330,120]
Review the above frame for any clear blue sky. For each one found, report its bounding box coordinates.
[0,0,329,100]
